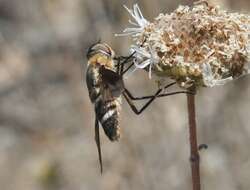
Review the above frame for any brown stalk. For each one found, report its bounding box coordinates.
[187,86,201,190]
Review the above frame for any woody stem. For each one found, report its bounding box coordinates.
[187,86,201,190]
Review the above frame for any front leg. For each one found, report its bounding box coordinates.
[114,52,135,75]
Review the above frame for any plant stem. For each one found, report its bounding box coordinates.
[187,86,201,190]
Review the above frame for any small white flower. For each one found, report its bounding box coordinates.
[115,4,149,37]
[202,63,233,87]
[131,45,159,78]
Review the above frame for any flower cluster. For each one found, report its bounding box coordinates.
[120,1,250,88]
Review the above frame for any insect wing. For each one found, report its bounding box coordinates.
[100,66,124,98]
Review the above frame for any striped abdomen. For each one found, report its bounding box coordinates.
[86,65,121,141]
[95,98,121,141]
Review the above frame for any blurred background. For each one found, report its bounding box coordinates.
[0,0,250,190]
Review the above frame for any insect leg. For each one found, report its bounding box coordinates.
[122,82,195,114]
[122,82,175,114]
[121,61,135,76]
[124,82,195,101]
[126,90,195,100]
[124,82,175,100]
[116,57,120,74]
[122,88,162,115]
[156,90,195,97]
[95,117,103,174]
[118,38,147,76]
[118,56,126,75]
[115,52,136,76]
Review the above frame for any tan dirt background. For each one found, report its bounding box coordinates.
[0,0,250,190]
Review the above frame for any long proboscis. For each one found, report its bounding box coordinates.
[95,118,103,174]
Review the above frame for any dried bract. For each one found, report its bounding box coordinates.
[121,1,250,88]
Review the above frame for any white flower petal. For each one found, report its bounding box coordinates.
[149,62,152,79]
[202,63,216,86]
[213,77,233,86]
[202,63,233,87]
[123,28,143,33]
[134,59,151,69]
[128,19,138,26]
[117,4,149,37]
[133,4,148,26]
[131,46,150,58]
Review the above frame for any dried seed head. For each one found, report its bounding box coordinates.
[120,1,250,88]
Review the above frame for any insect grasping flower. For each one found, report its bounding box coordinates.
[131,45,159,78]
[115,4,149,37]
[119,1,250,89]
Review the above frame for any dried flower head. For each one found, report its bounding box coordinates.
[120,1,250,88]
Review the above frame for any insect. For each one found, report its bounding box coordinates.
[86,42,194,173]
[86,43,124,173]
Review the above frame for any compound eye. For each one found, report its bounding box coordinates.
[110,49,115,58]
[106,45,115,58]
[102,44,113,57]
[87,43,115,59]
[97,43,115,58]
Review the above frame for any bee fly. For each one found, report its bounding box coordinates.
[85,42,194,173]
[86,43,124,173]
